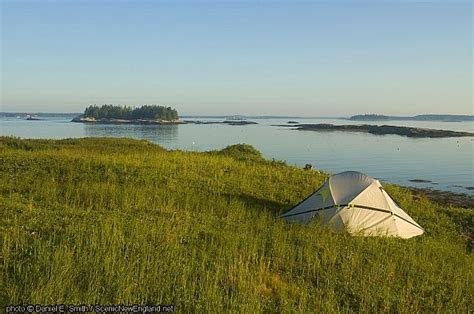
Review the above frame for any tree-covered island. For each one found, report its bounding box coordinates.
[72,105,181,124]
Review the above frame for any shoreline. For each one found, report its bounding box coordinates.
[72,118,474,137]
[407,187,474,208]
[1,134,472,206]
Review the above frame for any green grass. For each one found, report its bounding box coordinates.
[0,137,472,312]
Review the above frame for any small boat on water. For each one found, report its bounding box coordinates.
[26,115,41,121]
[227,115,246,120]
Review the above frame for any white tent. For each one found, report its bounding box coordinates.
[282,171,424,239]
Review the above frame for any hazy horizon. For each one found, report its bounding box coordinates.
[1,1,472,115]
[2,108,474,118]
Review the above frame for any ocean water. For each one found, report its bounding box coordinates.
[1,115,473,195]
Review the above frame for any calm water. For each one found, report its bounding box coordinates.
[1,115,473,195]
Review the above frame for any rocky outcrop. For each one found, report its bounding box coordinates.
[282,123,474,138]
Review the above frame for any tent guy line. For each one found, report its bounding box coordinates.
[282,204,424,231]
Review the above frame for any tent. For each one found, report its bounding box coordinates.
[282,171,424,239]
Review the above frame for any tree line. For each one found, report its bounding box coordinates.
[83,105,179,121]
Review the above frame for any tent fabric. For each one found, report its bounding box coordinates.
[282,171,424,239]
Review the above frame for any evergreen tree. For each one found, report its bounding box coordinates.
[83,105,179,120]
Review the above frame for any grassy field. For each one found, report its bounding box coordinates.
[0,137,472,312]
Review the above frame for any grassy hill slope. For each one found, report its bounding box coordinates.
[0,137,472,312]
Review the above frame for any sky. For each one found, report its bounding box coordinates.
[1,0,472,116]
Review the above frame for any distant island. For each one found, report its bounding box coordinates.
[72,105,183,124]
[184,120,258,126]
[276,123,474,138]
[70,105,262,126]
[349,114,474,122]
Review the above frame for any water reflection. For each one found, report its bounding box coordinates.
[83,124,179,146]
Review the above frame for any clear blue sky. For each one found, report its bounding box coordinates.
[1,1,472,115]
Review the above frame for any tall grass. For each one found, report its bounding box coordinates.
[0,137,472,312]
